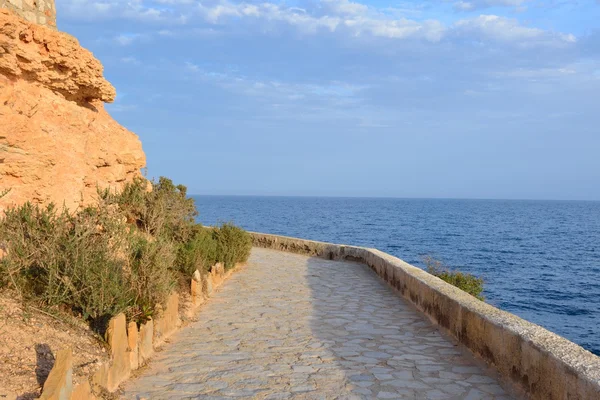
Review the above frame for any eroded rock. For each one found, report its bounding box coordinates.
[39,348,72,400]
[0,10,146,213]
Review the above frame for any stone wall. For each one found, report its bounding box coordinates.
[0,0,56,28]
[251,232,600,400]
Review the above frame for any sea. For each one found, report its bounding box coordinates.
[193,196,600,356]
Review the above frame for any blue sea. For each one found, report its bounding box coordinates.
[193,196,600,356]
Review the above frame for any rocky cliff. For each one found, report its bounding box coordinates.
[0,9,146,212]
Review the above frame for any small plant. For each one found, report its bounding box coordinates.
[126,234,176,322]
[212,223,253,270]
[423,256,485,301]
[177,226,217,275]
[100,176,197,242]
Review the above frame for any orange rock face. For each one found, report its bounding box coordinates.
[0,10,146,213]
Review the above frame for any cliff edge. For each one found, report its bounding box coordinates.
[0,9,146,212]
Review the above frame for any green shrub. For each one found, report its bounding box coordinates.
[100,177,197,243]
[0,203,66,297]
[212,223,252,270]
[424,256,485,301]
[101,176,204,277]
[0,176,252,333]
[177,226,217,275]
[60,206,133,322]
[127,234,176,322]
[0,202,134,325]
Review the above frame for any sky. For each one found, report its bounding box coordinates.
[56,0,600,200]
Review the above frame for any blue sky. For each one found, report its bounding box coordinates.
[56,0,600,200]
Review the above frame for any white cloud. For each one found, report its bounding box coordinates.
[114,33,143,45]
[321,0,369,16]
[196,0,447,41]
[454,15,576,45]
[121,56,140,64]
[453,0,528,11]
[61,0,183,22]
[493,61,600,82]
[60,0,578,47]
[191,1,573,45]
[183,62,369,104]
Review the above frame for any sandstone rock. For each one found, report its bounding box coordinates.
[191,278,199,302]
[138,318,154,366]
[39,348,72,400]
[0,10,113,102]
[153,293,179,344]
[127,321,139,371]
[90,363,109,390]
[0,0,56,28]
[192,269,201,282]
[204,271,214,296]
[0,387,17,400]
[71,381,94,400]
[104,313,130,391]
[0,10,146,213]
[210,263,226,287]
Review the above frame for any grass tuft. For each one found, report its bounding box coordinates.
[423,256,485,301]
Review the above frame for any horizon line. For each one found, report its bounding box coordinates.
[189,194,600,202]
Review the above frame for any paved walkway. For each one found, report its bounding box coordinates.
[122,248,516,399]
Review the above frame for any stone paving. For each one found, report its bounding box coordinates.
[122,248,518,399]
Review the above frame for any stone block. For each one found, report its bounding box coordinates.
[104,313,130,391]
[22,10,34,20]
[127,321,139,370]
[138,318,154,366]
[192,269,201,282]
[210,263,225,287]
[90,363,109,390]
[0,388,17,400]
[71,381,94,400]
[154,293,180,344]
[203,272,213,297]
[39,348,72,400]
[191,278,199,300]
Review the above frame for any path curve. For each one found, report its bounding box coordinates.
[122,248,517,399]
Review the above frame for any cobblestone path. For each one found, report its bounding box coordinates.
[122,248,516,399]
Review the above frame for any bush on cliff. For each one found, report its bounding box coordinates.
[0,176,252,331]
[100,176,197,241]
[101,177,206,276]
[126,234,176,322]
[101,177,252,273]
[0,203,134,323]
[178,226,218,275]
[212,223,253,270]
[424,256,485,301]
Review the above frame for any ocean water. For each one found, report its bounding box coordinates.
[193,196,600,356]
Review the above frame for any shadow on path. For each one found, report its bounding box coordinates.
[304,254,516,399]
